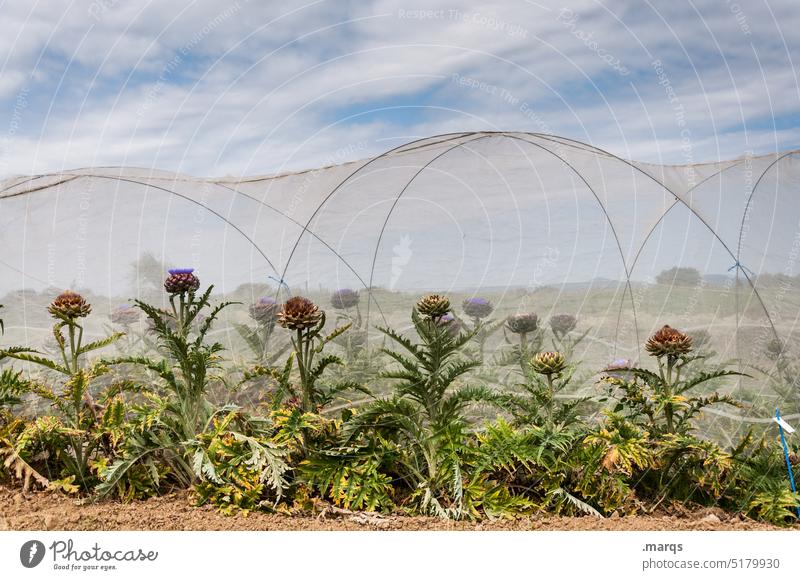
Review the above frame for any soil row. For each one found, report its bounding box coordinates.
[0,486,788,531]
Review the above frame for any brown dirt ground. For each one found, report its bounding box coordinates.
[0,486,792,531]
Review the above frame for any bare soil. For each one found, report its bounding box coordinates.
[0,486,791,531]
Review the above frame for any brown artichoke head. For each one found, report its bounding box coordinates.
[164,268,200,296]
[331,288,360,310]
[416,294,451,320]
[48,290,91,322]
[110,304,139,326]
[550,314,577,336]
[765,338,785,360]
[278,296,323,330]
[531,351,567,376]
[507,312,538,334]
[645,325,693,358]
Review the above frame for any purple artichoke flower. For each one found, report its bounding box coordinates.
[437,313,462,336]
[249,297,279,326]
[462,297,493,319]
[164,268,200,295]
[605,358,632,380]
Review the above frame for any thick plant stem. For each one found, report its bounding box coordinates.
[289,326,319,454]
[518,333,528,374]
[67,323,81,374]
[665,407,674,433]
[545,373,555,426]
[472,317,486,360]
[663,356,676,433]
[291,326,319,413]
[294,329,309,411]
[169,296,180,334]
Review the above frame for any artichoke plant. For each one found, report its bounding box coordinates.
[437,313,463,337]
[98,275,236,495]
[164,268,200,296]
[462,297,501,361]
[549,314,577,338]
[330,288,363,333]
[645,325,693,359]
[765,338,785,360]
[233,296,284,365]
[531,351,567,377]
[548,313,590,360]
[606,324,740,434]
[277,296,351,415]
[525,351,569,427]
[2,290,125,492]
[506,312,539,359]
[344,299,491,518]
[462,297,493,320]
[507,313,538,335]
[330,288,360,310]
[48,290,92,322]
[416,294,451,321]
[604,358,632,380]
[278,296,323,331]
[249,296,280,328]
[110,304,140,326]
[162,269,203,336]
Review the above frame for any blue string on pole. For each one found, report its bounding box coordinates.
[267,276,291,293]
[728,261,755,277]
[775,408,800,519]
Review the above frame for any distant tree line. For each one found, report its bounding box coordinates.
[656,267,701,287]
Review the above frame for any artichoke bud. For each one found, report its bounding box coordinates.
[416,294,451,320]
[645,325,693,358]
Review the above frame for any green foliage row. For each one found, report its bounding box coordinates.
[0,287,798,527]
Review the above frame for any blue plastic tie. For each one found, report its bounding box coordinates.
[728,261,755,277]
[267,276,290,292]
[776,408,800,519]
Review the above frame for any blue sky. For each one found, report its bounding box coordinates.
[0,0,798,177]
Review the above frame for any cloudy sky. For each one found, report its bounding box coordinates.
[0,0,797,177]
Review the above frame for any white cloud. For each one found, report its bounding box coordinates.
[0,0,797,178]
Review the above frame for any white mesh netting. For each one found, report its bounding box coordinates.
[2,131,798,429]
